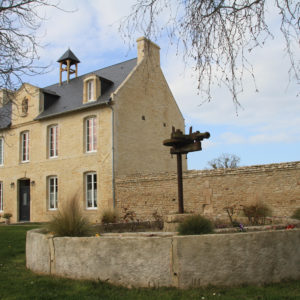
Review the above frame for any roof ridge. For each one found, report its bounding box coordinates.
[93,57,137,72]
[44,57,137,88]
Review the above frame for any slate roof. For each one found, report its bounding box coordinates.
[36,58,137,120]
[0,58,137,128]
[0,101,12,130]
[57,49,80,64]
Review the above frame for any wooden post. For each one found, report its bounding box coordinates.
[59,62,62,85]
[75,63,78,77]
[163,127,210,214]
[177,153,184,214]
[67,59,70,83]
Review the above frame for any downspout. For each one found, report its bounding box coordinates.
[107,98,116,208]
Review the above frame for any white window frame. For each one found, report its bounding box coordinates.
[0,181,3,212]
[85,172,97,209]
[85,117,97,153]
[49,125,58,158]
[48,176,58,210]
[21,131,29,162]
[87,79,94,102]
[0,138,3,166]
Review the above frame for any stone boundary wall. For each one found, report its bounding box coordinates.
[26,229,300,288]
[115,161,300,221]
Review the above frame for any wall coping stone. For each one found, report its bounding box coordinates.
[116,161,300,183]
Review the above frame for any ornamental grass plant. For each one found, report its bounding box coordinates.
[178,215,214,235]
[47,195,94,237]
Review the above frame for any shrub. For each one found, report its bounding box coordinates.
[223,205,244,227]
[291,208,300,220]
[2,213,12,219]
[152,210,163,222]
[243,203,272,225]
[47,196,93,237]
[232,220,240,227]
[122,207,137,223]
[101,209,118,224]
[152,210,164,229]
[177,215,214,235]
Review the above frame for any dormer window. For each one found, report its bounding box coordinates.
[87,80,94,102]
[83,75,100,103]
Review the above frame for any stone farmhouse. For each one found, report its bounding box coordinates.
[0,37,185,223]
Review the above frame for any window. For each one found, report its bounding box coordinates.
[48,176,58,210]
[86,172,97,209]
[86,117,97,152]
[0,181,3,212]
[21,131,29,162]
[49,125,58,158]
[87,80,94,102]
[83,75,100,103]
[0,138,3,165]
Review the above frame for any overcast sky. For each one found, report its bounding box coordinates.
[26,0,299,170]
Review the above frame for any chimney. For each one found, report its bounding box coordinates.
[136,37,160,66]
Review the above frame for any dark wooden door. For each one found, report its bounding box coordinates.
[19,180,30,221]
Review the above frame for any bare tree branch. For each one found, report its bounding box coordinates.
[0,0,68,125]
[207,153,241,169]
[119,0,299,106]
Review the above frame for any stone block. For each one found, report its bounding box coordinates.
[172,229,300,288]
[26,229,51,274]
[164,213,194,223]
[53,235,173,287]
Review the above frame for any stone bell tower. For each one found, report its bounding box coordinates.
[57,48,80,85]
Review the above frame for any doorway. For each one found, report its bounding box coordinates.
[19,179,30,221]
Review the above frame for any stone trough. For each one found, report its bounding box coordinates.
[26,229,300,288]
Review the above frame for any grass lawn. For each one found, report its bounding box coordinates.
[0,225,299,300]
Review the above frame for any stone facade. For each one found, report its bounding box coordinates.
[0,37,185,223]
[1,103,114,223]
[115,161,300,221]
[112,38,185,176]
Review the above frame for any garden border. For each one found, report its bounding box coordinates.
[26,228,300,288]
